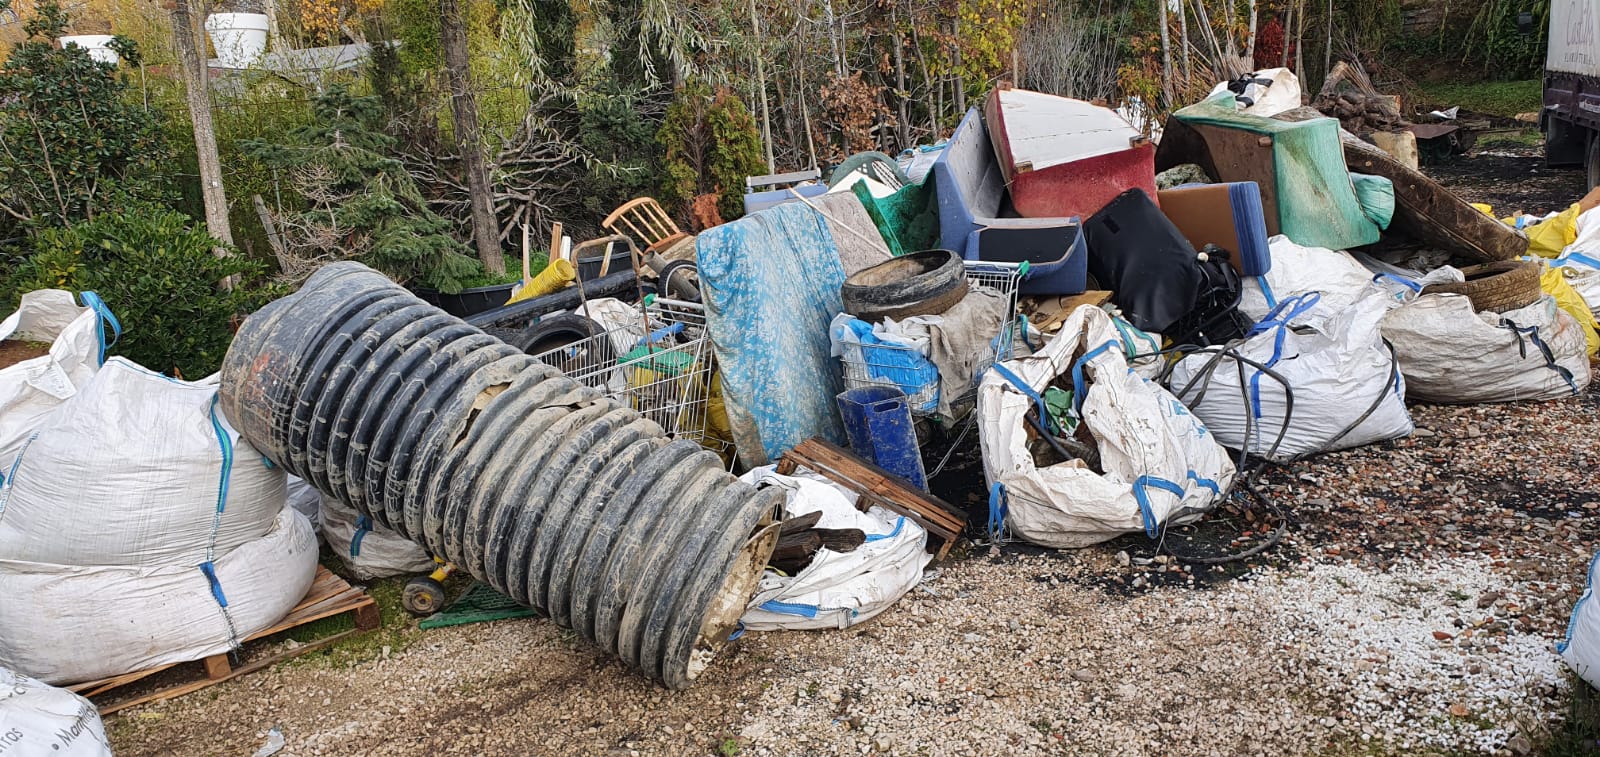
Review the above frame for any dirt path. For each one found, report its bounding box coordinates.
[107,150,1596,757]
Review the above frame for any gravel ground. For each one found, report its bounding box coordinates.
[105,147,1597,757]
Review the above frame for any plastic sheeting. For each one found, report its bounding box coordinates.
[697,202,850,465]
[1538,260,1600,357]
[1561,552,1600,690]
[321,495,436,580]
[0,290,116,466]
[1381,294,1592,404]
[737,467,930,631]
[1170,290,1413,461]
[977,305,1235,548]
[1350,173,1395,230]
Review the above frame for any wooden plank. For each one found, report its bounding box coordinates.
[95,626,368,717]
[1033,290,1113,333]
[202,655,230,681]
[779,439,965,560]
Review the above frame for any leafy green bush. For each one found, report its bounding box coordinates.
[0,0,173,233]
[4,210,272,379]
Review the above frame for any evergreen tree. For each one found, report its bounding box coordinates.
[243,86,481,292]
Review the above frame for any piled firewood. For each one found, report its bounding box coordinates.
[770,510,866,575]
[1313,61,1409,135]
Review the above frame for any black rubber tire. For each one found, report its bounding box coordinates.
[841,249,967,321]
[519,314,619,382]
[656,260,702,303]
[1421,260,1542,313]
[402,576,448,616]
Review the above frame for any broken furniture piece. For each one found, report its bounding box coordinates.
[744,168,827,215]
[1157,91,1381,251]
[984,86,1158,222]
[930,108,1087,296]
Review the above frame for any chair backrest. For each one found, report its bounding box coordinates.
[937,108,1006,219]
[602,197,690,254]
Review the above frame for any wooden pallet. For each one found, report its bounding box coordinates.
[776,438,966,559]
[68,566,379,716]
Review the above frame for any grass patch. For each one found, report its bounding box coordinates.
[279,553,472,670]
[1476,129,1544,149]
[1414,80,1542,119]
[1545,674,1600,755]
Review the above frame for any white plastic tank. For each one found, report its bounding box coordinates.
[204,12,269,68]
[58,34,119,65]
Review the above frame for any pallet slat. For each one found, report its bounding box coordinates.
[777,438,965,559]
[66,566,378,714]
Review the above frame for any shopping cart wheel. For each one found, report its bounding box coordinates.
[402,576,448,616]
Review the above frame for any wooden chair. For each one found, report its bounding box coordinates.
[602,197,691,255]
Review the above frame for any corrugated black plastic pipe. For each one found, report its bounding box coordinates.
[219,262,780,689]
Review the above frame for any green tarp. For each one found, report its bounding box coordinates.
[852,179,939,256]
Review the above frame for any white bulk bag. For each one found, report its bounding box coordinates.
[1562,552,1600,689]
[1170,290,1413,461]
[977,305,1236,548]
[1553,252,1600,312]
[0,290,116,465]
[285,475,322,529]
[0,506,317,685]
[1241,236,1385,323]
[321,495,435,580]
[0,666,111,757]
[1210,68,1302,117]
[737,467,931,631]
[0,358,285,566]
[1381,294,1591,404]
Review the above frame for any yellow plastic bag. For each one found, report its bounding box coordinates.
[1540,261,1600,357]
[1503,203,1580,258]
[504,258,576,305]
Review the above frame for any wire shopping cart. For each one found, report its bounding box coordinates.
[527,296,729,454]
[837,260,1030,415]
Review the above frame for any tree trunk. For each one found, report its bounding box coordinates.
[441,0,504,274]
[749,0,775,173]
[1323,0,1333,81]
[1246,0,1258,68]
[261,0,286,52]
[170,0,234,256]
[893,29,910,149]
[1179,0,1192,82]
[1158,0,1173,104]
[952,16,965,116]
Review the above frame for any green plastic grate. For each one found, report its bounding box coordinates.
[418,582,538,630]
